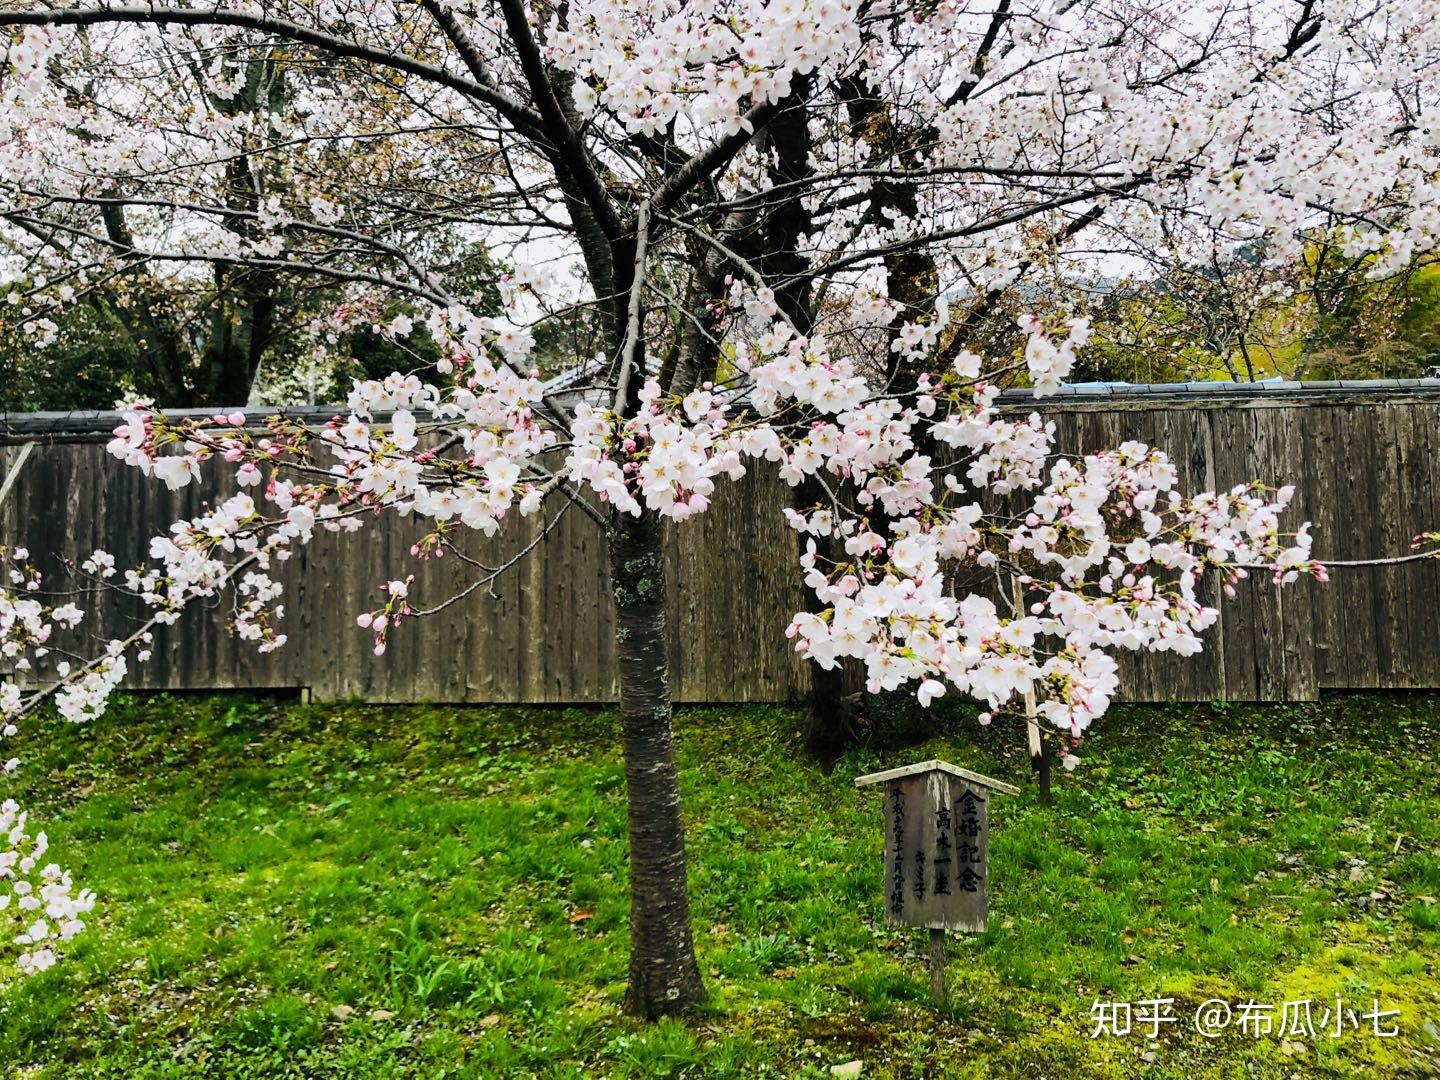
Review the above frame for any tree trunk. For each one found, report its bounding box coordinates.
[803,648,861,769]
[609,508,705,1018]
[794,476,863,765]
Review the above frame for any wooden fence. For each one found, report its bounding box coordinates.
[3,380,1440,704]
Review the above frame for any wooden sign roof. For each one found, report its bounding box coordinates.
[854,758,1021,796]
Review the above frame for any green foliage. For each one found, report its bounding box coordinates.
[2,694,1438,1077]
[0,298,148,411]
[1395,264,1440,367]
[1079,245,1440,384]
[0,236,507,410]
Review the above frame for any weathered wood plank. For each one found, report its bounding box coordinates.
[1370,404,1411,686]
[1303,405,1346,689]
[1401,403,1440,688]
[3,396,1440,704]
[1272,407,1318,699]
[1209,408,1262,701]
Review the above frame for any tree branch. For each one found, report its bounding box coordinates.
[613,201,651,413]
[0,5,549,141]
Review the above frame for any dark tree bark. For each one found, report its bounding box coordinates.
[86,58,287,409]
[609,508,706,1018]
[799,596,863,767]
[839,75,938,390]
[601,209,704,1016]
[754,79,868,760]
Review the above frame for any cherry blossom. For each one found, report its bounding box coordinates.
[2,0,1438,1010]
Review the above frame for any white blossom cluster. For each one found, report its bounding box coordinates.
[0,801,93,976]
[0,549,97,977]
[550,309,1321,737]
[6,296,1309,760]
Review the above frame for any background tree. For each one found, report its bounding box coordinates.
[1078,221,1440,384]
[0,36,507,407]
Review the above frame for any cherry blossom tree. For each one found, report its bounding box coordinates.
[3,0,1439,1013]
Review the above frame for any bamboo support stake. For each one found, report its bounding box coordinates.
[0,441,35,509]
[1012,576,1052,803]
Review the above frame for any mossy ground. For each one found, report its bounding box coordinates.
[2,693,1438,1078]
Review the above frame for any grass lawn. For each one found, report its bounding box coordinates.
[2,692,1438,1078]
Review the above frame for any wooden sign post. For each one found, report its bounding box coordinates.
[855,759,1019,1004]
